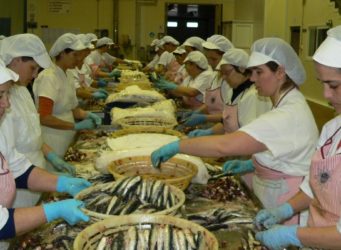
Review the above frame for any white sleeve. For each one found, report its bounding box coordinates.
[147,55,159,68]
[102,52,116,65]
[67,69,81,89]
[33,70,60,102]
[0,206,9,231]
[158,52,172,66]
[190,71,213,95]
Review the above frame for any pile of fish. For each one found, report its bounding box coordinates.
[95,223,207,250]
[64,147,87,162]
[80,176,180,216]
[240,230,267,250]
[202,176,248,202]
[187,208,253,231]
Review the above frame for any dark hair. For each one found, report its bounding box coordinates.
[21,56,34,62]
[265,61,296,90]
[232,65,251,76]
[55,48,74,60]
[97,44,108,49]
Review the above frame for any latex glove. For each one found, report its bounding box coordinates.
[97,78,108,87]
[108,69,121,78]
[154,79,178,90]
[222,159,255,175]
[91,91,107,100]
[87,112,102,126]
[188,129,213,138]
[256,225,302,250]
[254,203,294,229]
[96,88,109,96]
[184,114,207,126]
[43,199,89,225]
[151,141,180,168]
[74,119,96,130]
[56,176,92,197]
[182,109,201,120]
[46,152,76,176]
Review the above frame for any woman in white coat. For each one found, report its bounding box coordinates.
[151,38,319,225]
[33,33,102,173]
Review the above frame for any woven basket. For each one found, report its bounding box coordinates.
[73,214,219,250]
[108,156,198,190]
[115,116,178,129]
[75,181,185,220]
[109,127,184,138]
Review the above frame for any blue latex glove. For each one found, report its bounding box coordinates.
[254,203,294,230]
[188,129,213,138]
[43,199,89,225]
[96,88,109,96]
[97,78,108,87]
[154,79,178,90]
[151,141,180,168]
[91,91,107,100]
[56,176,92,197]
[222,159,255,174]
[182,109,202,120]
[256,225,302,250]
[74,119,96,130]
[184,114,207,126]
[46,152,76,176]
[108,69,121,78]
[87,112,102,126]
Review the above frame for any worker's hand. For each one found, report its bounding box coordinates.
[43,199,89,225]
[87,112,102,126]
[256,225,302,250]
[108,69,121,78]
[184,114,207,126]
[97,78,108,87]
[91,90,107,100]
[46,152,76,176]
[181,109,201,121]
[222,159,255,175]
[56,176,91,197]
[151,141,180,168]
[254,203,294,230]
[188,128,213,138]
[154,78,178,90]
[74,119,96,130]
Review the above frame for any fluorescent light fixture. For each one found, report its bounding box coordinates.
[167,21,178,27]
[187,22,198,28]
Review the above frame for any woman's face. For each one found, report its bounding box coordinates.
[250,64,283,97]
[205,50,222,69]
[185,61,198,77]
[0,82,11,119]
[221,64,239,88]
[315,62,341,114]
[75,49,90,68]
[62,51,78,69]
[8,58,40,86]
[174,53,187,65]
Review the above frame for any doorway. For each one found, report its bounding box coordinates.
[165,3,219,43]
[290,26,301,55]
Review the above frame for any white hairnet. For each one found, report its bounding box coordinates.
[49,33,87,57]
[313,25,341,68]
[184,51,208,70]
[0,35,5,40]
[161,35,179,46]
[217,48,249,70]
[0,33,51,69]
[77,34,94,49]
[150,39,159,47]
[183,36,205,51]
[173,46,186,55]
[202,35,234,53]
[247,37,306,85]
[0,59,19,84]
[96,37,114,48]
[85,33,98,42]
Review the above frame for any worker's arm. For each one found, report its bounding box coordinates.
[170,86,201,97]
[298,226,341,250]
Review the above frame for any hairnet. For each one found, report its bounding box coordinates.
[161,36,179,46]
[0,35,5,40]
[183,36,205,51]
[49,33,87,57]
[173,46,186,55]
[96,37,114,48]
[150,39,159,47]
[217,48,249,70]
[85,33,98,42]
[0,33,51,69]
[313,25,341,68]
[247,37,306,85]
[77,34,94,49]
[184,51,208,70]
[202,35,234,53]
[0,59,19,84]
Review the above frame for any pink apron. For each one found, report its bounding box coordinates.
[205,85,224,115]
[182,96,204,109]
[0,153,16,208]
[78,73,88,88]
[307,127,341,227]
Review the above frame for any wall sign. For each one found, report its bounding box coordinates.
[48,0,71,14]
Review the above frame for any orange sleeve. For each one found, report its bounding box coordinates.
[38,96,54,117]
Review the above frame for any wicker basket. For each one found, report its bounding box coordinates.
[108,156,198,190]
[75,181,185,220]
[115,116,178,129]
[73,214,219,250]
[109,127,184,138]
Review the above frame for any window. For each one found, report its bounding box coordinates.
[308,26,328,57]
[167,21,178,28]
[186,22,198,28]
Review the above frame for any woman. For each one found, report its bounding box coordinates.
[156,35,180,78]
[153,51,214,109]
[0,60,90,247]
[151,38,319,225]
[183,36,205,53]
[33,33,102,173]
[254,25,341,250]
[172,46,188,84]
[188,48,271,137]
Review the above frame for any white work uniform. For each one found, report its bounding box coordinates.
[84,50,104,66]
[158,51,176,67]
[67,67,93,89]
[146,54,159,70]
[174,64,188,84]
[33,63,78,172]
[181,70,214,102]
[239,88,319,208]
[102,52,116,66]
